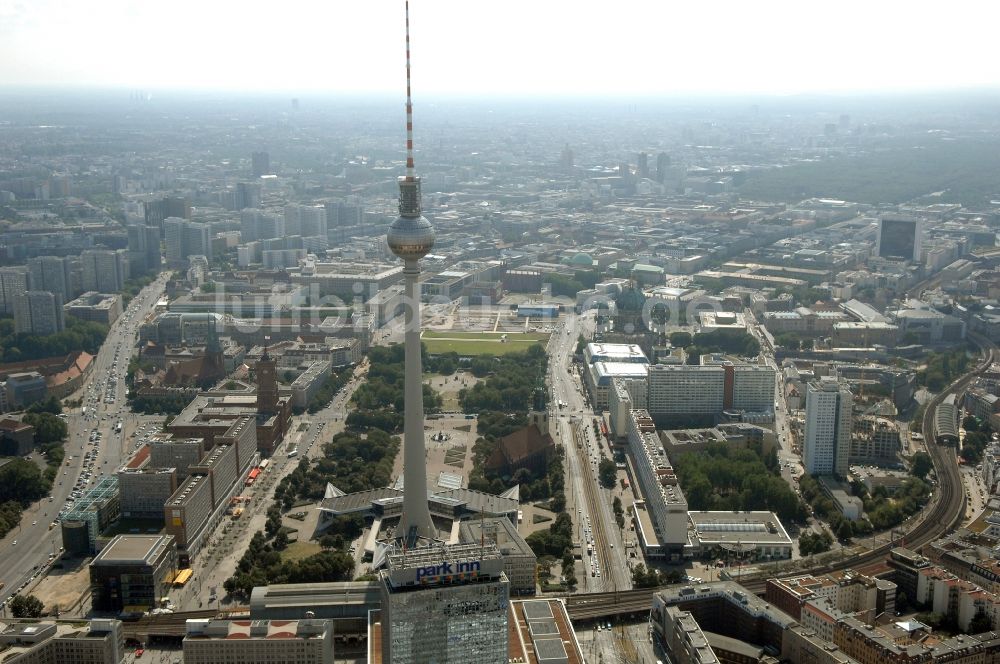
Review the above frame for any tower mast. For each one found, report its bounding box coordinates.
[386,0,436,545]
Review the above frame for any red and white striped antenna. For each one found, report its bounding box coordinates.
[404,0,415,181]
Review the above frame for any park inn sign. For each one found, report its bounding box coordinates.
[415,559,482,583]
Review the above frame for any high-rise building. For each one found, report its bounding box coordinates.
[27,255,72,301]
[240,209,285,242]
[0,267,30,314]
[638,151,649,179]
[646,360,775,426]
[235,182,261,210]
[145,196,191,229]
[164,218,212,266]
[81,249,129,293]
[14,290,65,335]
[876,215,923,262]
[378,543,510,663]
[803,377,853,476]
[251,151,271,178]
[656,152,671,184]
[127,224,162,274]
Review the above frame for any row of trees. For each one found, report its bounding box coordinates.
[672,442,807,523]
[799,530,833,556]
[961,416,992,465]
[918,349,971,392]
[348,345,440,434]
[459,345,548,414]
[0,459,52,505]
[670,329,761,362]
[304,369,352,414]
[0,501,23,539]
[632,564,685,588]
[273,429,400,507]
[223,531,354,598]
[0,315,108,363]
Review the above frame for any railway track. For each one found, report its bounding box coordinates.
[121,607,249,639]
[565,335,997,619]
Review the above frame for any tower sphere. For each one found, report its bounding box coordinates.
[387,211,435,260]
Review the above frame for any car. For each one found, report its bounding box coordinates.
[31,521,37,526]
[12,540,15,545]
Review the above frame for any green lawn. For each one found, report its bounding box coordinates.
[280,540,322,563]
[423,331,550,341]
[422,331,549,356]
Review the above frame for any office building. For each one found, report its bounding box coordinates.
[647,360,774,427]
[183,619,333,664]
[145,196,191,228]
[627,409,689,560]
[14,290,65,335]
[27,255,72,301]
[284,204,328,239]
[64,292,123,325]
[660,605,720,664]
[4,372,48,409]
[377,543,509,663]
[118,466,178,519]
[89,534,177,612]
[0,267,30,314]
[81,249,129,293]
[459,518,537,596]
[876,215,923,262]
[164,217,212,265]
[127,223,162,274]
[240,209,285,242]
[508,599,585,664]
[60,477,121,555]
[251,151,271,178]
[164,474,212,544]
[804,378,853,476]
[647,365,725,425]
[148,435,207,479]
[0,620,124,664]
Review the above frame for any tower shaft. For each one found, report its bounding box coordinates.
[398,259,435,542]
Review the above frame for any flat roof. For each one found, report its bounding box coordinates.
[689,511,792,546]
[93,534,174,566]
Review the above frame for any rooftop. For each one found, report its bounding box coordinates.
[92,534,174,566]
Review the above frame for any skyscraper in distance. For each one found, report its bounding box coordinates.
[251,151,270,178]
[876,215,923,262]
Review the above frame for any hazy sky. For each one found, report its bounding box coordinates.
[1,0,997,96]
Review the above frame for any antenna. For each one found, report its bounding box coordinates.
[404,0,415,180]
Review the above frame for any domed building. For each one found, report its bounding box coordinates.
[615,283,647,334]
[569,252,595,268]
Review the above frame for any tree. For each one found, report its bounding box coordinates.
[669,331,693,348]
[837,520,854,542]
[27,396,62,415]
[10,594,44,618]
[598,459,617,489]
[22,412,68,445]
[910,452,933,480]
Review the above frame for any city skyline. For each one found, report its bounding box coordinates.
[1,0,999,95]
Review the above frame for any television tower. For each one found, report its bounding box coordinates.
[386,0,436,544]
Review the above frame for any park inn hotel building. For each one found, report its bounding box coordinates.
[375,542,510,664]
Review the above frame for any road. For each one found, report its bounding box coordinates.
[170,360,371,611]
[547,312,630,593]
[0,273,169,612]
